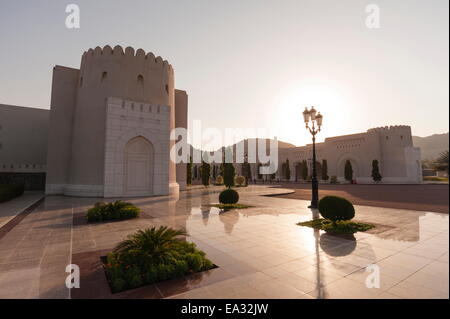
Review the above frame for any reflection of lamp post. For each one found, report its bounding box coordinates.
[303,106,323,209]
[314,228,325,299]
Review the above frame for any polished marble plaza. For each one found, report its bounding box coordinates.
[0,185,448,299]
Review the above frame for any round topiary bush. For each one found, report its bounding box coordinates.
[219,188,239,204]
[318,196,355,222]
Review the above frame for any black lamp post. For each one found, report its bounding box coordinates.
[303,106,323,209]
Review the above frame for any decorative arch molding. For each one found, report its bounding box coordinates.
[336,153,362,180]
[115,127,163,154]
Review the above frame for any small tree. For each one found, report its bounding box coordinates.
[344,160,353,182]
[433,150,449,173]
[187,156,193,185]
[321,159,329,181]
[223,163,235,188]
[211,165,215,179]
[200,160,211,187]
[241,161,252,185]
[301,160,308,180]
[285,159,291,180]
[371,159,382,182]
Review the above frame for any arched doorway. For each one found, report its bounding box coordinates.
[124,136,154,196]
[337,156,360,181]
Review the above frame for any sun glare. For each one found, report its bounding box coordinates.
[273,82,348,146]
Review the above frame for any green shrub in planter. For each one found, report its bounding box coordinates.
[0,184,25,203]
[318,195,355,222]
[86,200,140,222]
[104,226,214,293]
[219,188,239,204]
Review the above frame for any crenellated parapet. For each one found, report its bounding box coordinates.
[367,125,411,132]
[367,125,413,147]
[80,45,173,73]
[76,45,175,109]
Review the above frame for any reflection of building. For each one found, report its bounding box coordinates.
[0,46,188,196]
[193,126,422,184]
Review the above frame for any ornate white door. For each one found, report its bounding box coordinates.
[124,137,153,196]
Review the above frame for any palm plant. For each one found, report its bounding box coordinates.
[114,226,188,265]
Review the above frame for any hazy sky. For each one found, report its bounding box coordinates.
[0,0,448,149]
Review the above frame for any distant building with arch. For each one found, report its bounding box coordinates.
[192,125,422,184]
[277,125,422,183]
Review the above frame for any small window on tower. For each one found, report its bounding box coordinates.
[79,76,83,87]
[101,71,108,82]
[165,84,169,95]
[386,136,389,140]
[137,74,144,83]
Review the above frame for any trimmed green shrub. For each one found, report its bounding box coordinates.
[318,196,355,222]
[223,163,235,188]
[322,159,329,181]
[200,160,211,187]
[219,188,239,204]
[86,200,140,222]
[297,218,374,234]
[0,184,25,203]
[104,226,214,293]
[371,159,382,182]
[187,156,193,185]
[301,160,308,180]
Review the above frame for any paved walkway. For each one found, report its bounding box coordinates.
[276,183,449,213]
[0,192,44,228]
[0,186,447,299]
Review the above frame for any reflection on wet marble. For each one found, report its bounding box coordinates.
[0,185,448,299]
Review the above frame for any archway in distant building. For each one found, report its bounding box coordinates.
[337,155,361,181]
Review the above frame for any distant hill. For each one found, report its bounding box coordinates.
[189,138,296,155]
[240,138,296,149]
[413,133,449,160]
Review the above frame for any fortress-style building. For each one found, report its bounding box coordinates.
[277,125,422,183]
[0,45,422,196]
[191,125,422,185]
[1,45,187,197]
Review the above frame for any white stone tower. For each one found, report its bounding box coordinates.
[45,45,187,197]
